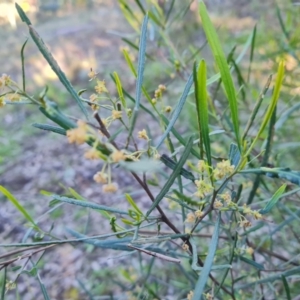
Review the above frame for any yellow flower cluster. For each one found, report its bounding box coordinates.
[95,80,108,94]
[214,160,235,180]
[0,74,11,89]
[242,204,262,220]
[66,120,88,145]
[138,129,149,141]
[194,179,213,199]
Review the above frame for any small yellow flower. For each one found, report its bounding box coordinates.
[0,74,11,87]
[239,219,252,228]
[112,110,122,120]
[154,89,162,98]
[126,108,132,117]
[214,200,223,209]
[88,69,98,81]
[165,106,172,113]
[252,210,262,220]
[102,183,118,193]
[187,291,194,300]
[197,160,207,173]
[138,129,149,140]
[151,98,157,105]
[0,97,6,108]
[158,84,166,91]
[195,179,213,196]
[195,210,204,218]
[90,94,99,111]
[90,93,98,102]
[220,191,231,204]
[182,243,189,252]
[242,204,252,216]
[111,150,126,163]
[93,172,108,184]
[95,80,108,94]
[246,247,254,255]
[84,148,100,160]
[66,126,86,145]
[185,212,196,223]
[204,292,213,300]
[214,160,235,180]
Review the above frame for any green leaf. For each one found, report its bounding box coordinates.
[242,167,300,186]
[32,123,67,135]
[39,106,76,130]
[20,38,28,92]
[1,267,7,300]
[49,194,129,215]
[240,256,264,270]
[194,60,211,167]
[113,71,126,108]
[15,4,88,118]
[146,136,194,217]
[245,60,285,156]
[259,184,286,215]
[281,275,291,300]
[160,154,196,182]
[199,1,241,151]
[0,186,36,227]
[15,3,31,25]
[156,73,193,149]
[235,266,300,289]
[192,213,220,300]
[128,13,149,140]
[125,194,144,216]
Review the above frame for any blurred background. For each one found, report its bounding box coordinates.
[1,0,300,299]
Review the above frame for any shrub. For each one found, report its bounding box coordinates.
[0,1,299,299]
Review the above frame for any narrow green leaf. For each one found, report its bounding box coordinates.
[259,184,286,215]
[68,188,86,201]
[235,266,300,289]
[276,4,289,40]
[68,229,132,251]
[39,105,77,130]
[32,123,66,135]
[110,73,157,120]
[49,194,129,215]
[281,275,291,300]
[113,71,126,108]
[199,1,241,150]
[1,267,7,300]
[15,3,31,25]
[245,60,285,156]
[194,60,211,167]
[192,213,220,300]
[128,14,149,140]
[36,271,50,300]
[242,75,272,141]
[125,194,143,216]
[134,0,146,15]
[240,256,264,270]
[156,73,193,149]
[160,154,196,182]
[247,25,257,83]
[146,136,194,217]
[15,4,88,118]
[0,186,36,227]
[20,38,28,92]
